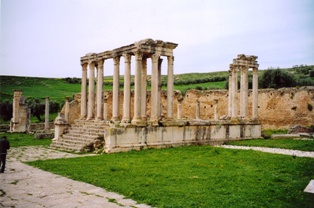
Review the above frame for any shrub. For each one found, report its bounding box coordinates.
[0,100,13,121]
[259,69,297,89]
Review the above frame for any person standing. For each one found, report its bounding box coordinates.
[0,136,10,173]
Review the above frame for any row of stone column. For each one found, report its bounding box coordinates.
[80,51,175,126]
[228,65,259,119]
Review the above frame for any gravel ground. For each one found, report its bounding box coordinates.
[218,145,314,158]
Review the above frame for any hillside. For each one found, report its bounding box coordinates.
[1,64,313,103]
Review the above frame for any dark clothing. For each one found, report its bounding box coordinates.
[0,138,10,173]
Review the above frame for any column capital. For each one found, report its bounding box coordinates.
[134,50,143,60]
[151,53,160,63]
[81,62,88,70]
[97,59,104,68]
[123,53,131,63]
[113,56,120,65]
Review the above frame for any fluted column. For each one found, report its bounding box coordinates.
[227,66,233,117]
[150,53,160,124]
[96,59,104,120]
[252,67,259,119]
[231,67,238,117]
[112,56,120,122]
[122,54,131,123]
[167,56,174,119]
[80,63,88,119]
[45,97,50,130]
[132,51,143,125]
[87,61,95,120]
[141,58,147,119]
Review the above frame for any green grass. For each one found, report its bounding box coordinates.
[0,132,52,147]
[27,146,314,207]
[0,76,81,103]
[225,138,314,152]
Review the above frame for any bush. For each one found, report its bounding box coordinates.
[297,78,314,86]
[0,100,13,121]
[309,70,314,77]
[259,69,297,89]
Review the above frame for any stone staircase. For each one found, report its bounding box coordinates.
[50,120,108,153]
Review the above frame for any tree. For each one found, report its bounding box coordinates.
[0,100,13,121]
[26,98,45,121]
[259,69,297,89]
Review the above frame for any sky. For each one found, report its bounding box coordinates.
[1,0,314,78]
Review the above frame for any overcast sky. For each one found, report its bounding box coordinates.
[1,0,314,78]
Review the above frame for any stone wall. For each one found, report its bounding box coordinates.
[63,86,314,130]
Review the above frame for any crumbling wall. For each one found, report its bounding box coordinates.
[64,86,314,130]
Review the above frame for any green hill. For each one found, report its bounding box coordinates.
[1,64,313,103]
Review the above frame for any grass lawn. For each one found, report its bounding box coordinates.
[27,146,314,208]
[0,132,52,147]
[225,138,314,152]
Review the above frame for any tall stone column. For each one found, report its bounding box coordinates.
[228,66,233,117]
[112,56,120,122]
[150,53,160,124]
[96,59,104,120]
[231,67,238,117]
[65,96,69,123]
[132,51,143,125]
[252,67,259,119]
[80,63,88,119]
[45,97,50,130]
[141,58,147,119]
[167,56,174,119]
[87,61,95,120]
[240,66,249,117]
[122,54,131,123]
[157,58,163,117]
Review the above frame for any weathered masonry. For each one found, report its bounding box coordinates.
[51,39,261,153]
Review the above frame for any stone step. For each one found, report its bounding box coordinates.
[68,129,105,135]
[50,142,83,153]
[62,134,95,140]
[51,119,107,153]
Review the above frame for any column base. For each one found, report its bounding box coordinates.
[131,118,147,127]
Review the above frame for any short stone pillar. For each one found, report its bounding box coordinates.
[53,113,68,140]
[214,99,218,121]
[196,99,200,120]
[45,97,50,130]
[177,97,183,119]
[64,97,70,123]
[103,97,108,121]
[10,90,29,133]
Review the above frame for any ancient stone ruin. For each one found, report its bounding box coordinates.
[10,90,30,132]
[51,39,261,153]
